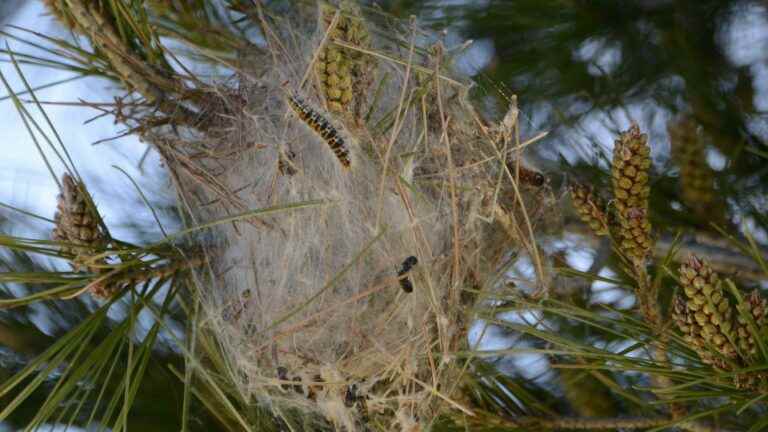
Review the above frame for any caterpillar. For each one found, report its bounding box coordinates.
[505,161,546,187]
[285,94,351,168]
[397,255,418,293]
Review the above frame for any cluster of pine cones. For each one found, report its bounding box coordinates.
[673,255,767,389]
[569,125,767,389]
[570,124,653,264]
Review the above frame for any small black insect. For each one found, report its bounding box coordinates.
[277,366,288,380]
[400,256,418,272]
[345,383,368,408]
[397,256,418,293]
[344,384,358,407]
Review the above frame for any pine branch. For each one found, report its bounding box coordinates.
[469,413,732,431]
[564,221,768,281]
[60,0,203,127]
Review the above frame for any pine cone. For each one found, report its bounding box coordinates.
[570,184,609,236]
[668,116,724,223]
[52,174,106,270]
[677,256,737,362]
[734,370,768,391]
[611,124,652,262]
[735,289,767,357]
[672,295,698,344]
[672,295,723,368]
[316,1,373,116]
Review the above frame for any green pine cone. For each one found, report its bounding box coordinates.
[316,1,374,116]
[611,124,652,262]
[570,184,609,236]
[735,289,767,357]
[668,116,724,222]
[678,256,738,362]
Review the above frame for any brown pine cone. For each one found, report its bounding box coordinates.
[52,174,107,271]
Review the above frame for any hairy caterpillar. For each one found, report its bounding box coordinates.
[505,161,546,187]
[285,93,351,168]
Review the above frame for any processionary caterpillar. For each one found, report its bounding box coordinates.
[285,93,351,168]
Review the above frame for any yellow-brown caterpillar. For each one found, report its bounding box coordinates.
[506,161,546,187]
[285,94,351,168]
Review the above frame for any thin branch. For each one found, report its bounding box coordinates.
[563,221,768,281]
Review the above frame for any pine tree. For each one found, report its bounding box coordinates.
[1,1,767,431]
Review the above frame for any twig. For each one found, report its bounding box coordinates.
[432,43,462,303]
[472,414,731,431]
[64,0,201,127]
[563,221,768,282]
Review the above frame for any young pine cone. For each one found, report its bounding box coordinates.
[668,116,724,224]
[52,174,106,269]
[570,184,609,236]
[611,124,652,262]
[672,295,723,368]
[735,289,767,357]
[316,0,373,115]
[677,256,737,362]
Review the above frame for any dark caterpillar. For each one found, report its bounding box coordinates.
[397,256,418,293]
[281,371,323,400]
[277,366,369,420]
[285,94,351,168]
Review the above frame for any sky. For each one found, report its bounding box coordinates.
[0,2,177,246]
[0,9,183,428]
